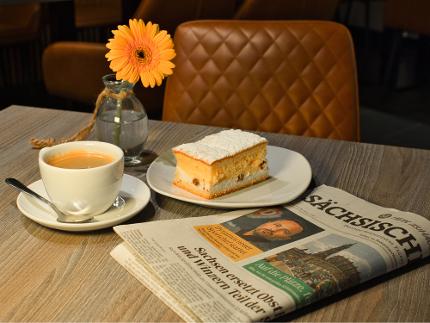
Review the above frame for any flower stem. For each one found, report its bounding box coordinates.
[113,95,122,146]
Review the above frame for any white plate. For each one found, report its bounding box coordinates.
[147,145,312,208]
[16,174,150,232]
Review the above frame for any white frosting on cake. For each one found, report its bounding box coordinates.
[173,129,267,164]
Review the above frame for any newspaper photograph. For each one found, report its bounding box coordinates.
[111,185,430,322]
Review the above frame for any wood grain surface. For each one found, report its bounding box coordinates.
[0,105,429,322]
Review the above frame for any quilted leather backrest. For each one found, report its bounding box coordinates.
[163,20,360,141]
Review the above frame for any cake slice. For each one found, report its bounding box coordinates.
[172,129,269,199]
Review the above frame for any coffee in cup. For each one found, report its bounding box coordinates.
[39,141,124,216]
[46,150,114,169]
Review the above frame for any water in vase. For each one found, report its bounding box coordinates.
[96,109,148,165]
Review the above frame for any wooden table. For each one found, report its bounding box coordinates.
[1,105,429,322]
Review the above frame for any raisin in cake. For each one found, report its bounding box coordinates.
[172,129,269,199]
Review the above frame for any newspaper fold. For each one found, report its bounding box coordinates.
[111,185,430,322]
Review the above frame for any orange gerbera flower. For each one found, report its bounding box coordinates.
[105,19,175,88]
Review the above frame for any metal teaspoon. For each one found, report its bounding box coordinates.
[5,178,94,223]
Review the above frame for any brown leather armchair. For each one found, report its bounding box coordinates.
[163,20,360,141]
[42,0,235,118]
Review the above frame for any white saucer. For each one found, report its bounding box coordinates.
[147,145,312,208]
[16,174,151,232]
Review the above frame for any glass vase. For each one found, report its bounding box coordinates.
[95,74,148,166]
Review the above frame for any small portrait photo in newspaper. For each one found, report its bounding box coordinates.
[221,208,324,252]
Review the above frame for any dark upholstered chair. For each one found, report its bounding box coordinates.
[384,0,430,35]
[0,3,41,44]
[382,0,430,89]
[234,0,341,20]
[42,0,235,118]
[163,20,360,141]
[74,0,123,28]
[0,3,42,89]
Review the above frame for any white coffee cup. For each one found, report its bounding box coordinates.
[39,141,124,216]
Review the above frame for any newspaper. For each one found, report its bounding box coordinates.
[111,185,430,322]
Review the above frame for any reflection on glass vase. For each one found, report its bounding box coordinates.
[95,74,148,166]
